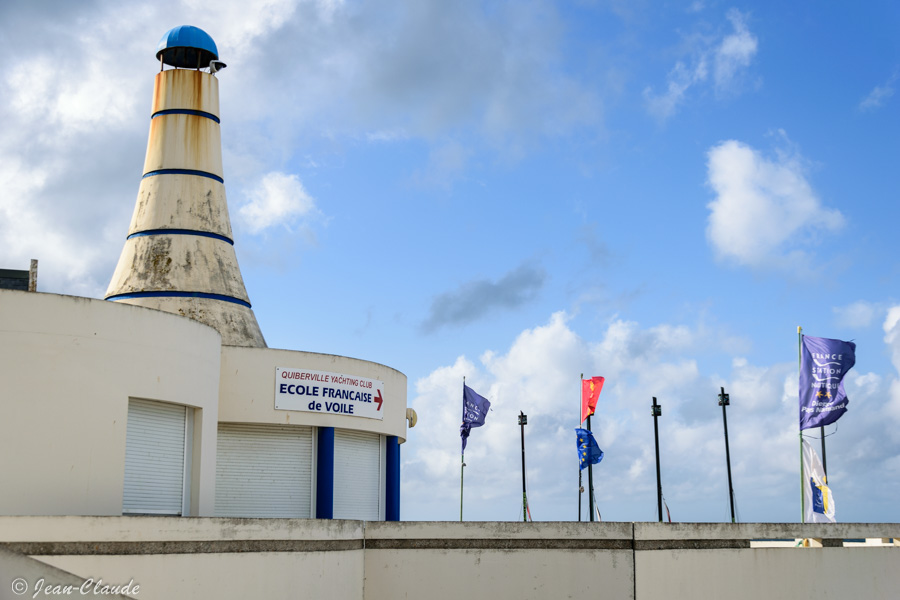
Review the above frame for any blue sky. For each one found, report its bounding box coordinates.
[1,0,899,523]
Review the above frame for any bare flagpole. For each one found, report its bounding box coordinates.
[519,411,528,522]
[652,397,663,523]
[718,386,736,524]
[587,410,594,522]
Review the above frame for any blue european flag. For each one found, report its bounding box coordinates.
[575,428,603,470]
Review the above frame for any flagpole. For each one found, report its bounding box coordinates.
[587,412,594,522]
[460,376,465,522]
[652,397,663,523]
[718,386,736,523]
[578,373,583,522]
[519,411,528,522]
[798,326,804,523]
[578,471,582,521]
[460,451,464,522]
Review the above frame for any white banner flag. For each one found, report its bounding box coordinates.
[802,438,836,523]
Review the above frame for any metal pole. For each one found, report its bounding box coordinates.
[718,387,736,523]
[652,397,663,523]
[578,374,582,522]
[820,425,827,478]
[578,468,582,522]
[459,452,464,522]
[460,377,465,522]
[798,326,804,523]
[519,411,528,522]
[587,414,594,522]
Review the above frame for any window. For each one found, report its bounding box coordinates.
[123,399,192,515]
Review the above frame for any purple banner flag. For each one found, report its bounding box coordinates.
[461,384,491,453]
[799,335,856,430]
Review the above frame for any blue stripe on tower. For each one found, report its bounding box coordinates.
[127,229,234,245]
[142,169,224,183]
[151,109,221,123]
[317,427,335,519]
[386,436,400,521]
[105,291,250,308]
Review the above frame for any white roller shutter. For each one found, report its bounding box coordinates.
[333,430,383,521]
[215,423,314,518]
[123,399,189,515]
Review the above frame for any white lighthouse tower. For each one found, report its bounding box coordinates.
[105,25,265,347]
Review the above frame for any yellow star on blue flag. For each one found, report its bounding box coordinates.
[575,428,603,470]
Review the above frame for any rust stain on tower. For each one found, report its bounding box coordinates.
[105,25,266,347]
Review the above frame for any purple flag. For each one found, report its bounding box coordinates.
[461,384,491,453]
[799,335,856,430]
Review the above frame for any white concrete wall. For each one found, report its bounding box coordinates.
[364,521,634,600]
[0,290,221,516]
[1,517,364,600]
[1,518,897,600]
[219,346,409,441]
[633,522,900,600]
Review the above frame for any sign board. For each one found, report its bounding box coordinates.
[275,367,384,421]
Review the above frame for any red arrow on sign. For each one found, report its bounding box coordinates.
[374,390,383,411]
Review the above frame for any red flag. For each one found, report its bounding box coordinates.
[581,376,605,423]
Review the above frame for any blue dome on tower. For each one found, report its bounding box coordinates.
[156,25,219,68]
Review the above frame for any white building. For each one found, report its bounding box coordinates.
[0,25,411,522]
[1,26,897,600]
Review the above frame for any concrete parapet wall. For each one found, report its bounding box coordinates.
[1,517,365,600]
[364,521,634,600]
[633,522,900,600]
[1,518,897,600]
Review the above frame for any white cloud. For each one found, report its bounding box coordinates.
[644,9,757,120]
[411,141,470,190]
[884,307,900,422]
[404,307,900,522]
[185,0,301,55]
[884,307,900,362]
[0,0,604,295]
[224,0,601,152]
[365,129,409,143]
[644,59,708,120]
[404,311,815,522]
[238,172,318,234]
[858,69,898,112]
[705,135,844,268]
[833,300,884,329]
[713,9,758,92]
[0,3,150,296]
